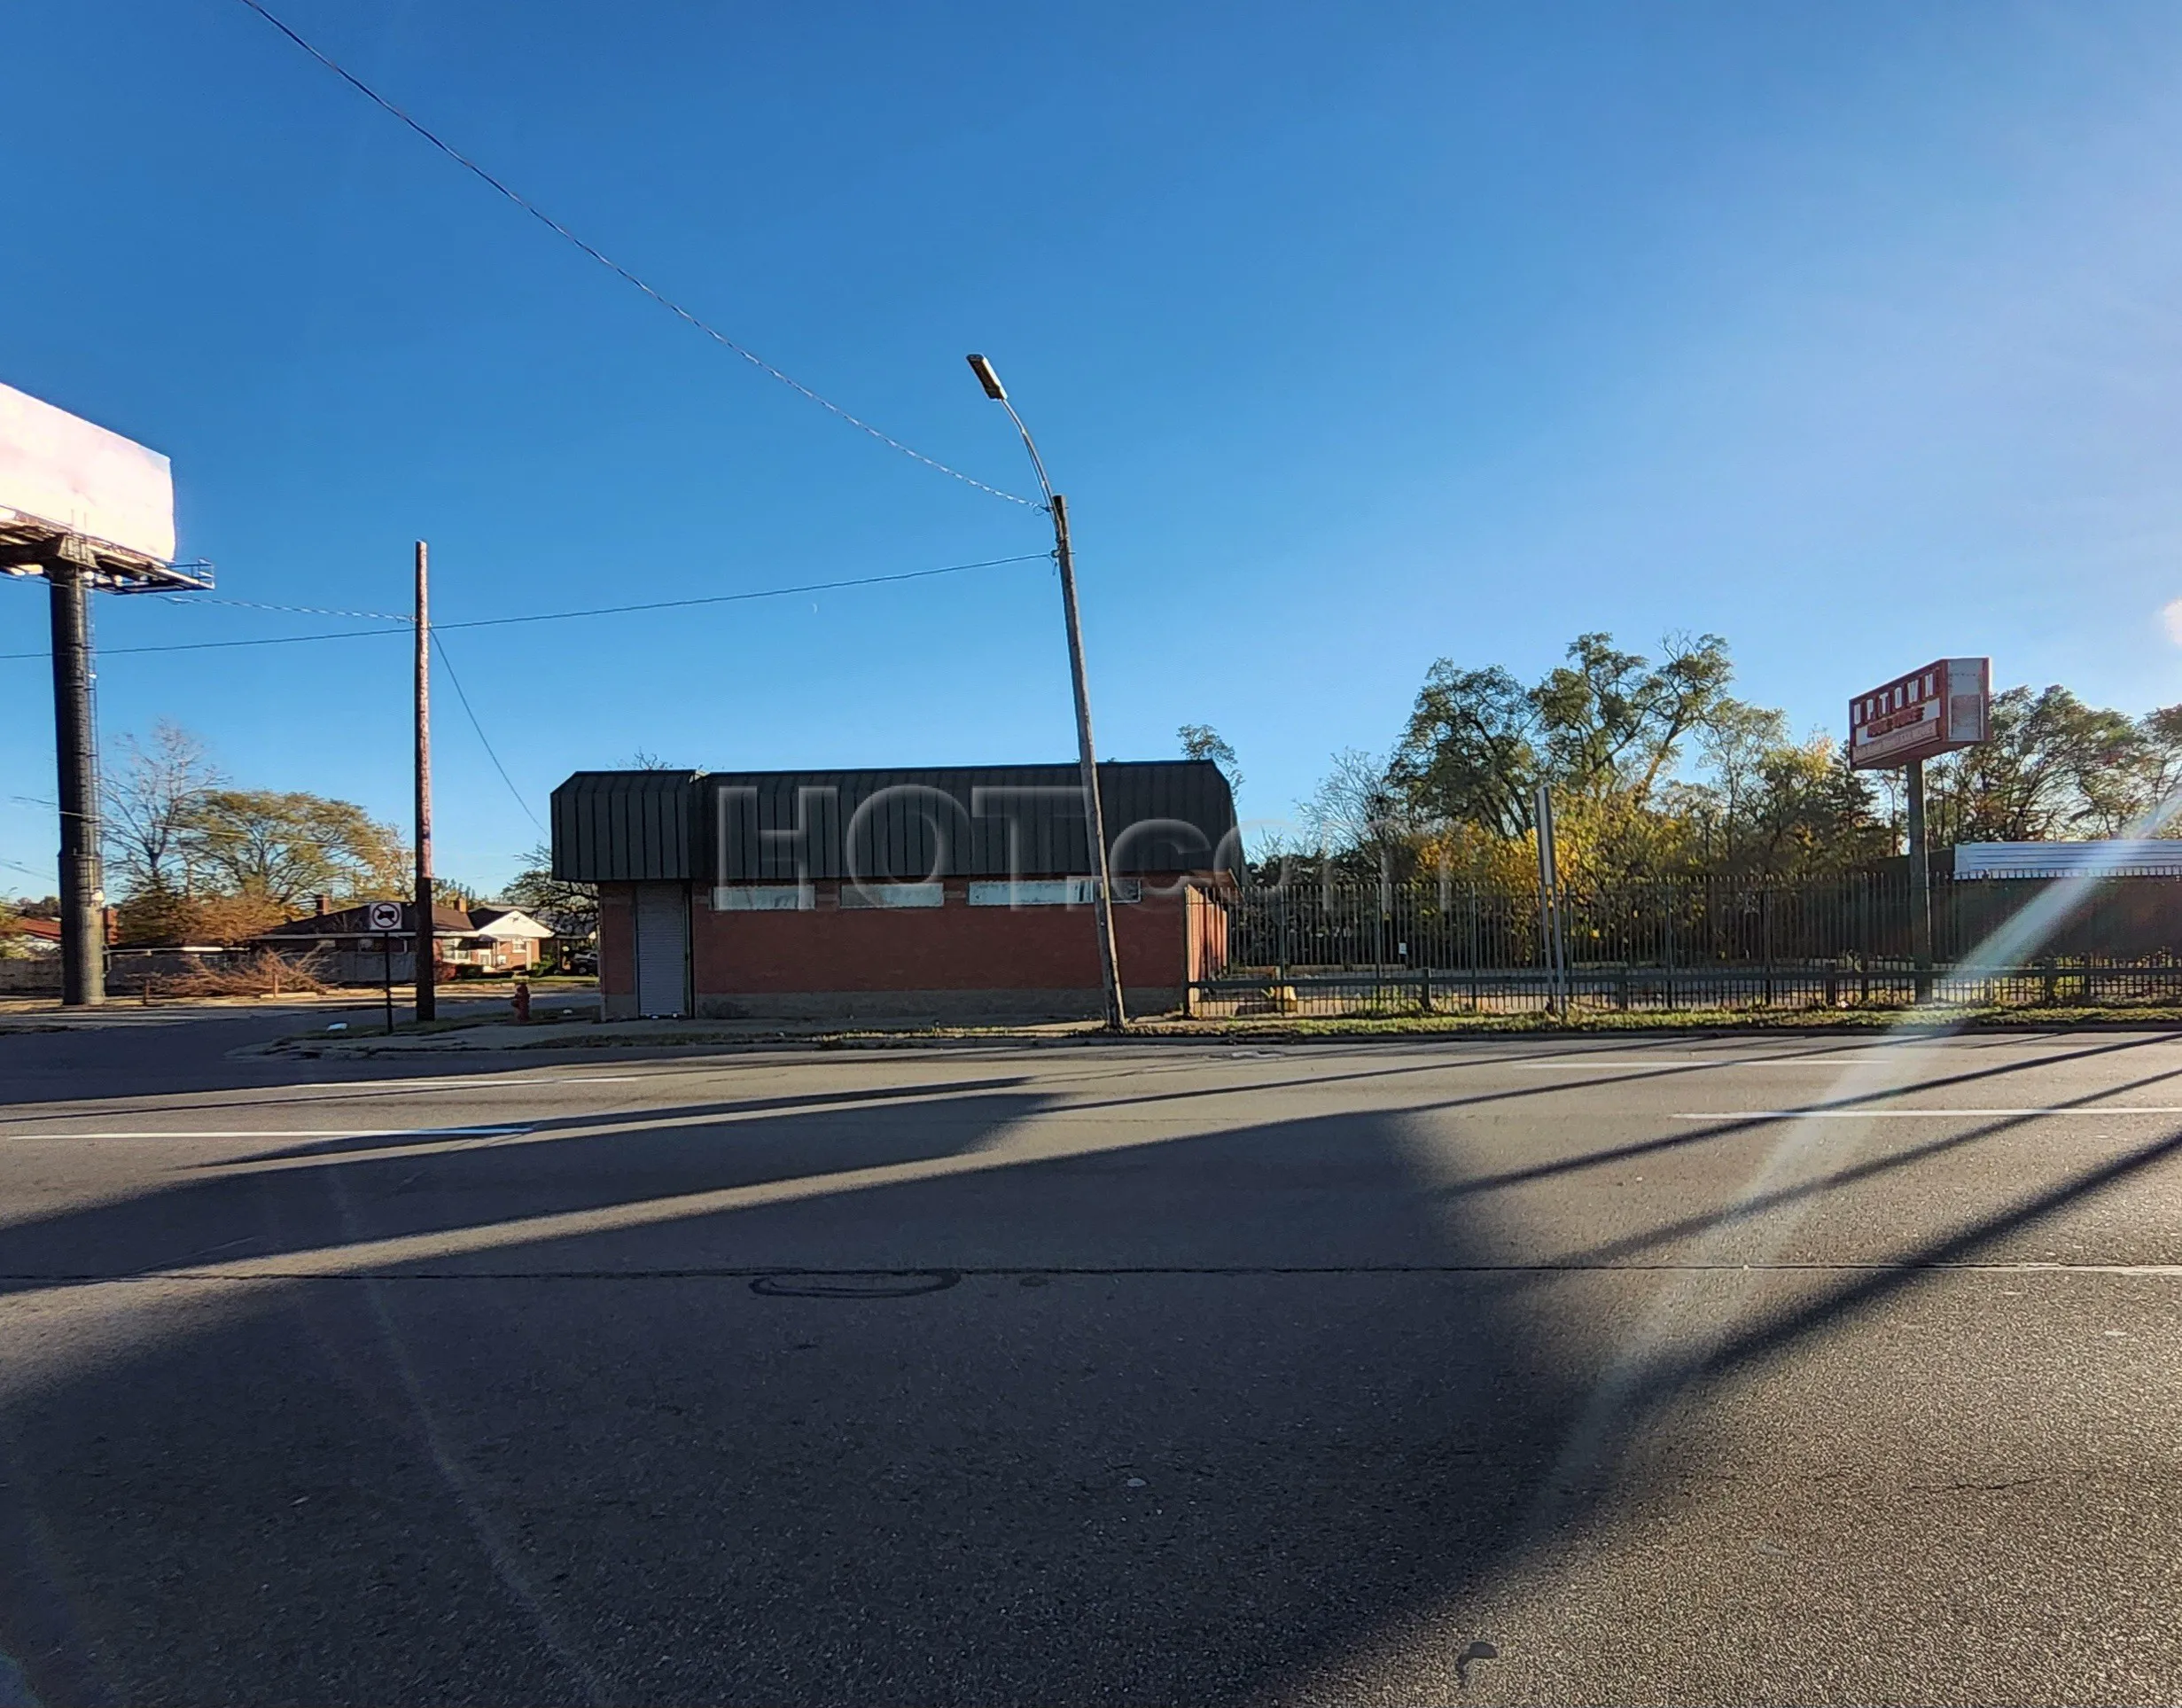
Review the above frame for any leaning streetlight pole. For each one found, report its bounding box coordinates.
[966,354,1126,1032]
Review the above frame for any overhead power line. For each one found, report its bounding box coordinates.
[431,632,546,833]
[158,592,413,622]
[0,625,405,663]
[0,550,1048,662]
[230,0,1033,509]
[433,550,1048,634]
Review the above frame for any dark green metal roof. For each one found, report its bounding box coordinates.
[551,761,1239,884]
[550,770,700,882]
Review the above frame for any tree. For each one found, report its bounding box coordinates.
[1389,663,1540,837]
[1733,738,1887,877]
[2131,704,2182,831]
[180,791,409,906]
[103,721,222,898]
[503,842,597,940]
[1927,686,2144,844]
[1176,724,1243,793]
[1297,748,1412,881]
[191,893,292,946]
[113,886,203,948]
[1389,632,1741,842]
[1531,631,1736,799]
[1693,701,1789,846]
[433,877,484,912]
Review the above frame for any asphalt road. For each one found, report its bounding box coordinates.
[1,1012,2178,1705]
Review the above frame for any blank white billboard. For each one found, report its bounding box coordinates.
[0,381,175,564]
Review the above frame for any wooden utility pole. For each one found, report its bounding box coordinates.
[413,540,436,1022]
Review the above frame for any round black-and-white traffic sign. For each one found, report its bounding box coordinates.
[365,901,404,933]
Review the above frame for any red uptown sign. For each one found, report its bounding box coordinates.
[1849,658,1991,770]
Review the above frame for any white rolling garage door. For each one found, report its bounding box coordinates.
[633,883,690,1018]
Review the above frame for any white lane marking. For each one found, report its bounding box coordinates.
[248,1073,647,1091]
[1488,1054,2078,1070]
[1675,1106,2182,1119]
[0,1074,651,1128]
[0,1126,534,1140]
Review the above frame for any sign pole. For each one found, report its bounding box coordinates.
[1849,659,1987,1006]
[1906,756,1932,1000]
[365,902,404,1032]
[1533,784,1563,1018]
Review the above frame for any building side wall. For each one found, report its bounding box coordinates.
[597,885,639,1017]
[691,881,1181,991]
[596,874,1221,1021]
[690,987,1183,1023]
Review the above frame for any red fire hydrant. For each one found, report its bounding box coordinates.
[512,978,532,1024]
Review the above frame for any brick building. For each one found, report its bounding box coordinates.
[551,762,1240,1020]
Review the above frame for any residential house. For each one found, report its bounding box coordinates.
[254,899,557,983]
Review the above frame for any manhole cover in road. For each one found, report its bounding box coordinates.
[749,1270,961,1299]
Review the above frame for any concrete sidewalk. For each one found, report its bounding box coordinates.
[261,1007,1105,1057]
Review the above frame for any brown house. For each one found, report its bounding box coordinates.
[255,900,554,980]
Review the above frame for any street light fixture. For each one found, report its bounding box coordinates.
[967,354,1008,402]
[966,353,1127,1032]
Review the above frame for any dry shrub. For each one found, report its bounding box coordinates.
[160,949,333,998]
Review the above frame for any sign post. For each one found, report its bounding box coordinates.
[1533,783,1565,1018]
[1849,658,1991,1001]
[367,901,403,1033]
[1906,758,1931,996]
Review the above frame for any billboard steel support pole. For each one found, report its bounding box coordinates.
[1906,756,1932,1000]
[413,541,436,1024]
[47,563,104,1007]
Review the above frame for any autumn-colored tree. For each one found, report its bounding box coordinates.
[190,893,293,946]
[180,791,408,906]
[113,885,202,947]
[1298,632,1899,883]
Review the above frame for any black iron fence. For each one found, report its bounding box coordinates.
[1189,872,2182,1017]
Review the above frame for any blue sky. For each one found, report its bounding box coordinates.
[9,2,2182,894]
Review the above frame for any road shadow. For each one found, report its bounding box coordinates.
[0,1082,1043,1283]
[4,1044,2180,1704]
[0,1085,1604,1706]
